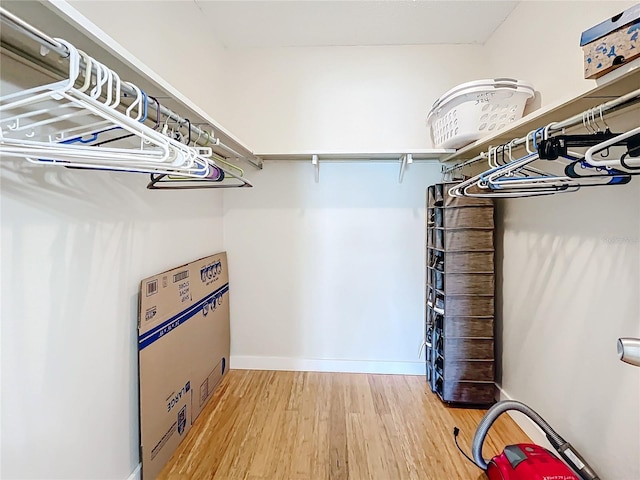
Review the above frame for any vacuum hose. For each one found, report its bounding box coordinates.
[618,337,640,366]
[471,400,600,480]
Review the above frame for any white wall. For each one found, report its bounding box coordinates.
[65,0,231,125]
[201,40,487,374]
[65,2,488,154]
[496,184,640,479]
[488,2,640,478]
[224,161,441,374]
[58,2,489,377]
[56,1,491,154]
[4,1,639,479]
[0,58,225,479]
[219,44,488,152]
[484,0,637,106]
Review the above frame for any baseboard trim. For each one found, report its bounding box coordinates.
[126,463,141,480]
[231,355,425,375]
[495,384,550,448]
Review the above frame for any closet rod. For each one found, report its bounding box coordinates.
[0,7,63,52]
[443,87,640,174]
[0,7,262,169]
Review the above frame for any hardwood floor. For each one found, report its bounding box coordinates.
[158,370,530,480]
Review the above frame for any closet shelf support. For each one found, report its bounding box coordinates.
[398,153,413,183]
[312,154,319,183]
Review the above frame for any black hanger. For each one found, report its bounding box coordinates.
[146,171,251,190]
[566,131,640,175]
[620,152,640,171]
[619,133,640,169]
[564,158,635,179]
[537,130,625,160]
[182,118,191,145]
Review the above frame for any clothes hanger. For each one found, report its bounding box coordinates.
[74,58,121,125]
[584,126,640,171]
[148,123,254,186]
[451,127,629,199]
[182,118,191,145]
[76,49,93,93]
[1,38,226,180]
[91,94,159,148]
[484,123,631,191]
[1,39,90,145]
[4,54,119,142]
[478,127,561,187]
[548,107,638,177]
[564,160,633,179]
[487,162,630,189]
[147,162,253,189]
[199,126,246,178]
[59,86,155,171]
[3,55,106,140]
[1,51,102,139]
[75,82,172,160]
[195,124,245,180]
[449,153,560,199]
[0,37,80,110]
[189,127,226,180]
[57,80,150,149]
[3,41,190,171]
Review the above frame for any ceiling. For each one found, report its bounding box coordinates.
[194,0,520,48]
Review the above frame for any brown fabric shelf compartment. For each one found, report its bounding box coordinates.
[439,273,495,295]
[427,185,436,208]
[443,338,494,361]
[425,181,496,407]
[443,207,494,229]
[444,317,494,338]
[428,250,494,274]
[444,295,494,317]
[442,359,495,382]
[441,381,495,405]
[436,229,494,251]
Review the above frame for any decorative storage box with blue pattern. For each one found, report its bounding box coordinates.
[581,3,640,79]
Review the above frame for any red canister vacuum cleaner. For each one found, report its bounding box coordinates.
[454,400,600,480]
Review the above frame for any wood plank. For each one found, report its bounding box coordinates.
[158,370,531,480]
[329,374,349,480]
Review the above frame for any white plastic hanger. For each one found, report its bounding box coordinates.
[1,41,181,170]
[1,39,221,179]
[584,126,640,170]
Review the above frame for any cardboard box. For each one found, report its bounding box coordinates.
[138,252,230,479]
[581,4,640,79]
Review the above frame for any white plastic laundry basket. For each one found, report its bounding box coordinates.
[427,78,535,149]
